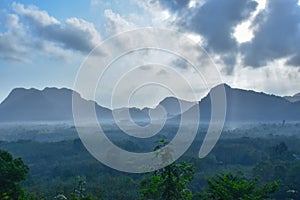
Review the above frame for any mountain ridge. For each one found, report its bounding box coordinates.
[0,84,299,122]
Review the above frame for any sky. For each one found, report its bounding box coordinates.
[0,0,300,108]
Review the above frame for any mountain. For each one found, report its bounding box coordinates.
[158,97,194,117]
[0,84,299,123]
[285,93,300,103]
[197,84,300,122]
[0,87,111,122]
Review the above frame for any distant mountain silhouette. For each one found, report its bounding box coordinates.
[0,87,111,122]
[158,97,195,117]
[285,93,300,103]
[0,84,299,123]
[197,84,300,122]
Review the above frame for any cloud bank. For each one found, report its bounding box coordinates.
[242,0,300,67]
[0,3,102,62]
[158,0,300,69]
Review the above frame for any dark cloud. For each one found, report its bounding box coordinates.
[287,54,300,67]
[242,0,300,67]
[186,0,257,53]
[220,54,236,75]
[159,0,257,71]
[41,18,100,53]
[161,0,300,68]
[179,0,257,53]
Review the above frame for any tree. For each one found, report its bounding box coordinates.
[201,173,279,200]
[140,162,195,200]
[0,150,29,199]
[139,139,195,200]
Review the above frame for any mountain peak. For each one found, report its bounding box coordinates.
[43,87,74,93]
[207,83,232,95]
[10,87,38,94]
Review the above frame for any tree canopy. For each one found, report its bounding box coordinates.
[201,173,279,200]
[0,150,29,199]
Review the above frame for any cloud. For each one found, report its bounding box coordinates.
[0,13,30,61]
[224,58,300,96]
[287,54,300,66]
[0,2,102,62]
[139,65,153,71]
[159,0,190,11]
[134,0,177,28]
[158,0,258,70]
[157,69,168,75]
[173,0,257,53]
[0,12,71,62]
[171,58,188,69]
[242,0,300,67]
[58,17,101,52]
[104,9,136,34]
[158,0,300,69]
[12,2,101,53]
[12,3,60,26]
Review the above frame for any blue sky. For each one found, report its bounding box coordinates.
[0,0,300,108]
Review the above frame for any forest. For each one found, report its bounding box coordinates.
[1,123,300,199]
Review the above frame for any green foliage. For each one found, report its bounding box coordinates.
[22,191,45,200]
[140,139,195,200]
[0,150,29,200]
[140,162,195,200]
[201,173,279,200]
[1,133,300,199]
[103,175,138,199]
[68,193,96,200]
[252,141,300,198]
[67,176,102,200]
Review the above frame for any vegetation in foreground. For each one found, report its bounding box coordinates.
[1,129,300,199]
[1,149,280,200]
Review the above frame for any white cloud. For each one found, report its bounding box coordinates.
[0,13,31,61]
[12,2,101,53]
[134,0,177,28]
[12,2,60,26]
[233,21,254,43]
[0,13,72,62]
[188,0,197,8]
[104,9,137,34]
[223,58,300,96]
[0,2,104,63]
[62,17,101,51]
